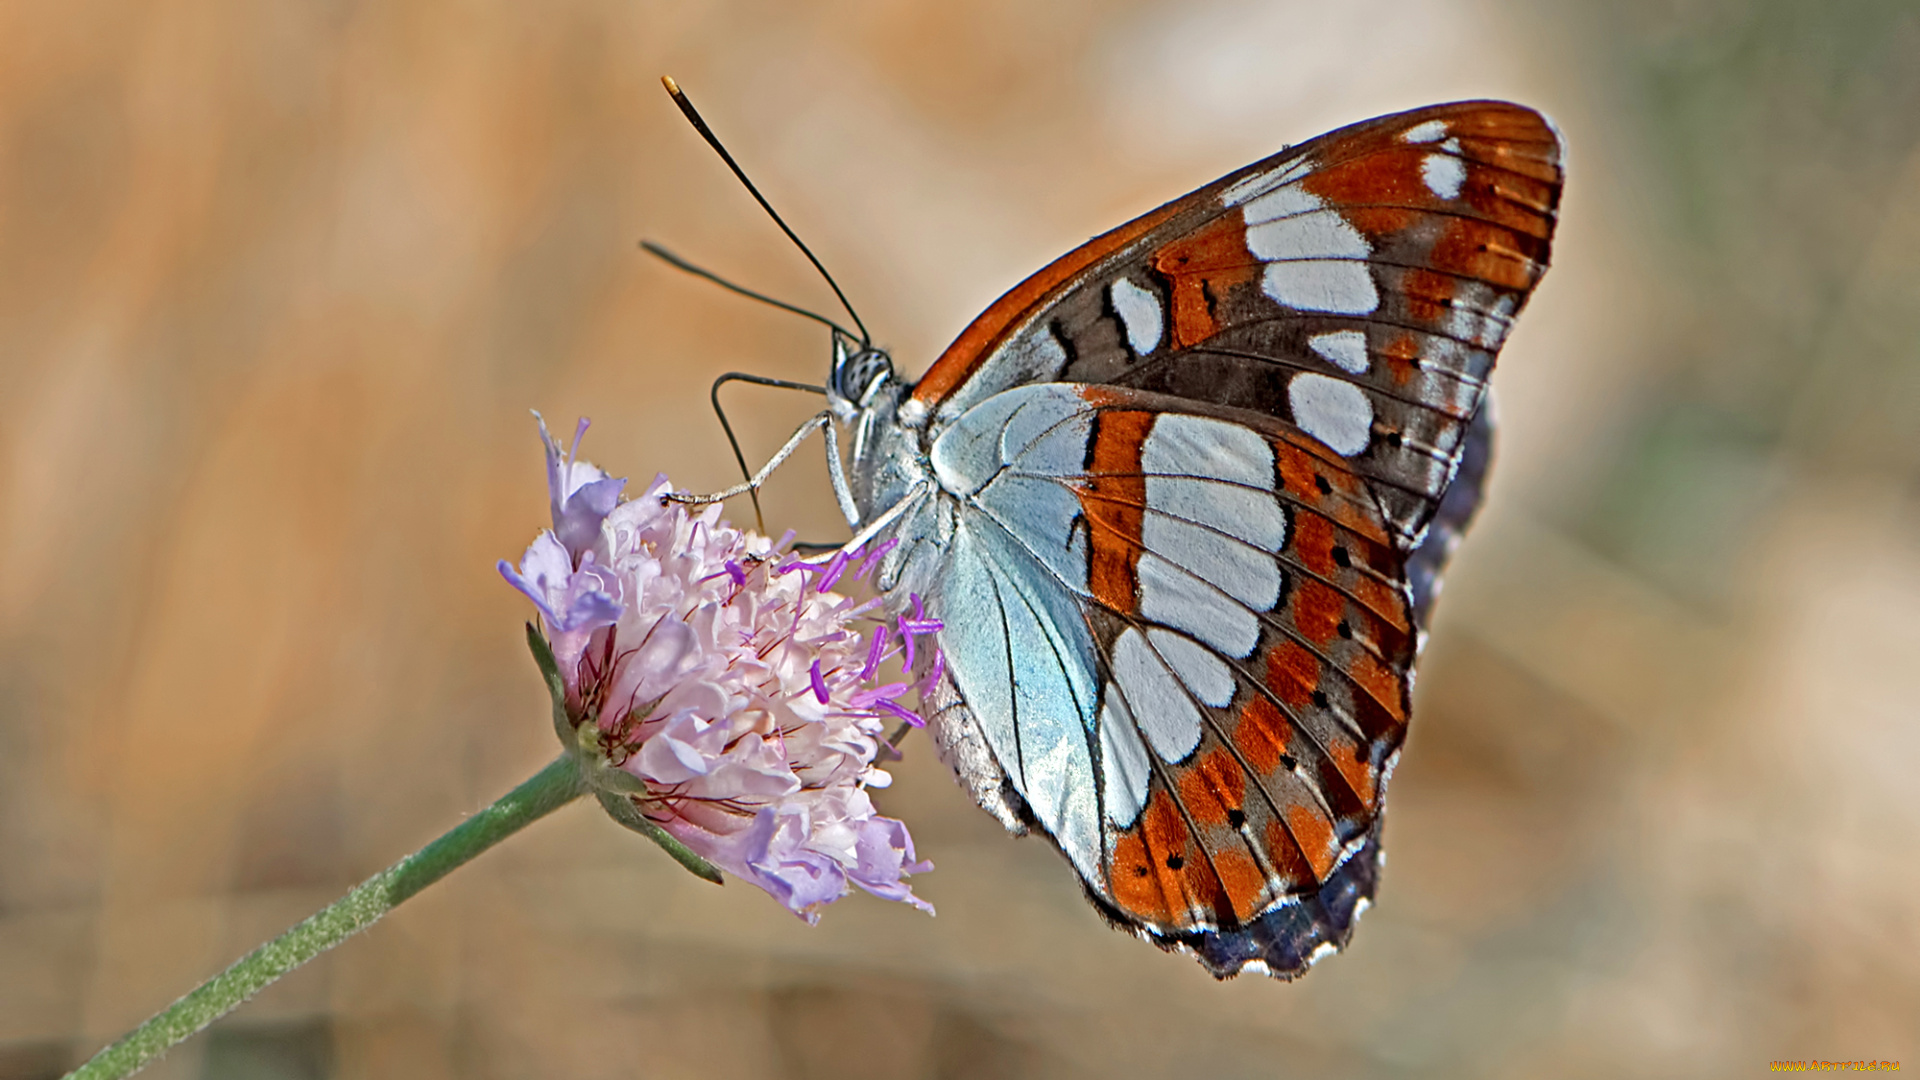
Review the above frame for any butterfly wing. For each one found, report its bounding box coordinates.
[919,383,1414,976]
[904,102,1563,976]
[1406,397,1494,640]
[913,100,1560,550]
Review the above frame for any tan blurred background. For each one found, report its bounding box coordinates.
[5,1,1920,1077]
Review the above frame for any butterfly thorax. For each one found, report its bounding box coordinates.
[827,349,954,612]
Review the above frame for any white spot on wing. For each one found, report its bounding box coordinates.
[1137,414,1287,619]
[1478,293,1519,347]
[1141,414,1274,490]
[1108,278,1163,356]
[1240,183,1322,224]
[1100,694,1152,826]
[1144,475,1288,553]
[1309,330,1370,374]
[1421,151,1466,200]
[1245,210,1371,262]
[1141,498,1282,616]
[1138,551,1259,658]
[1112,628,1204,763]
[1443,282,1514,350]
[1148,628,1235,707]
[1402,119,1448,144]
[1288,373,1374,456]
[1262,261,1379,315]
[1239,186,1378,314]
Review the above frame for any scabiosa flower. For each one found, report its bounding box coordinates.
[499,415,936,921]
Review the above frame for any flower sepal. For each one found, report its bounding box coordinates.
[524,622,574,746]
[593,789,727,885]
[525,620,724,885]
[568,712,649,795]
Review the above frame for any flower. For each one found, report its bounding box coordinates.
[499,414,936,921]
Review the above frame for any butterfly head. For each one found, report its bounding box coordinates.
[824,331,931,538]
[828,332,897,413]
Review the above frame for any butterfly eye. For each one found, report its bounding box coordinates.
[831,345,896,404]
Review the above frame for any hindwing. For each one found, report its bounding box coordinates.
[921,384,1413,975]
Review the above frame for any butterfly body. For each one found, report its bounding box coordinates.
[823,101,1563,978]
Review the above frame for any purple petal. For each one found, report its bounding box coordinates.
[500,533,591,628]
[847,816,934,912]
[514,545,624,640]
[497,559,560,627]
[809,660,830,705]
[738,808,849,920]
[553,475,626,557]
[560,588,624,634]
[534,413,628,558]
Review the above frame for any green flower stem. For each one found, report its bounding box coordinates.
[64,754,587,1080]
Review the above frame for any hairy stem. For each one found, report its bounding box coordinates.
[65,755,586,1080]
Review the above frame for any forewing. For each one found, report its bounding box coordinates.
[912,100,1562,550]
[926,383,1414,977]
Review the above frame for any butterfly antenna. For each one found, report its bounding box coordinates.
[659,75,871,346]
[640,241,857,341]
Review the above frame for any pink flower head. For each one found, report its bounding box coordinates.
[499,416,934,922]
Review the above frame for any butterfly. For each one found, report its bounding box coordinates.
[672,94,1563,978]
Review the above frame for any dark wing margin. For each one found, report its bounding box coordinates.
[1141,823,1383,979]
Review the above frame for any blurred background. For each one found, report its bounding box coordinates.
[4,1,1919,1077]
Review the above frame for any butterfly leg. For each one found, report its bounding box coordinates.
[710,371,830,534]
[783,478,932,568]
[664,409,862,527]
